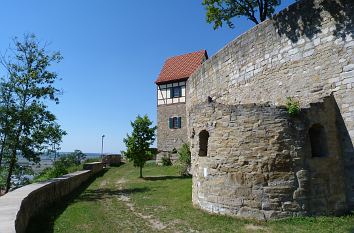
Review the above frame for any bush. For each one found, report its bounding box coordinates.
[286,97,300,116]
[176,144,191,176]
[161,155,172,166]
[33,153,83,182]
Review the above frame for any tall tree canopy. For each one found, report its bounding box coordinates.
[0,34,66,193]
[123,115,156,178]
[202,0,281,29]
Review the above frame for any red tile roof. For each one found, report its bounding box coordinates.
[155,50,208,85]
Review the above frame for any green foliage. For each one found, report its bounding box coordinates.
[286,97,301,116]
[161,155,172,166]
[65,150,87,165]
[33,153,83,182]
[202,0,281,29]
[0,167,6,191]
[0,34,66,192]
[176,143,191,176]
[123,115,156,178]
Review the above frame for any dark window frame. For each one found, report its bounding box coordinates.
[170,86,182,98]
[169,117,182,129]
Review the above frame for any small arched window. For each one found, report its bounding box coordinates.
[309,124,329,158]
[199,130,209,157]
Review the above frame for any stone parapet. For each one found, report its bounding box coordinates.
[83,161,105,172]
[0,162,104,233]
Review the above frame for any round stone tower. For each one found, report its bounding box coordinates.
[189,99,347,220]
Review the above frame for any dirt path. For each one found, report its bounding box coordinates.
[114,177,168,231]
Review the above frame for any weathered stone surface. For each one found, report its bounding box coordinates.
[190,97,348,220]
[0,162,104,233]
[237,207,266,221]
[187,0,354,220]
[157,102,188,164]
[102,154,122,166]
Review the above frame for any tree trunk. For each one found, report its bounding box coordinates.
[0,134,7,168]
[139,166,143,178]
[5,150,16,193]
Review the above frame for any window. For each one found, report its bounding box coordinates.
[309,124,329,158]
[170,86,182,98]
[199,130,209,157]
[157,82,186,105]
[169,117,181,129]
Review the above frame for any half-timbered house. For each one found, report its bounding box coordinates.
[155,50,208,163]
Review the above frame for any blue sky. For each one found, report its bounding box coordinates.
[0,0,295,153]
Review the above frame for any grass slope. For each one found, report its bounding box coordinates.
[27,163,354,233]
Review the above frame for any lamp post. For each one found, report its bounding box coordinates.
[101,134,105,159]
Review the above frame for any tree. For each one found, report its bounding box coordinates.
[123,115,156,178]
[0,80,16,168]
[176,143,191,176]
[202,0,281,29]
[0,34,66,193]
[67,150,87,165]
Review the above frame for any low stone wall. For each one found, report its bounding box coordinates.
[0,162,104,233]
[102,154,122,166]
[83,161,105,173]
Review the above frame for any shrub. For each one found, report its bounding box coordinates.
[161,155,172,166]
[286,97,300,116]
[176,144,191,176]
[62,150,87,165]
[33,153,83,182]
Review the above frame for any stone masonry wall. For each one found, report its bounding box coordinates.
[187,0,354,209]
[189,98,347,220]
[157,102,188,163]
[0,162,104,233]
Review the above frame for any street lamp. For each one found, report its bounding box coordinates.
[101,134,105,159]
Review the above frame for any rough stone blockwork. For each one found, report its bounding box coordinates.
[157,103,188,163]
[187,0,354,219]
[0,162,104,233]
[190,98,346,219]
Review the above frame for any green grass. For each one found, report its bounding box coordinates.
[27,163,354,233]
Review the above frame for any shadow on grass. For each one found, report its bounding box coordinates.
[143,175,190,181]
[26,169,109,233]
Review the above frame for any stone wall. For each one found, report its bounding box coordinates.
[187,0,354,215]
[0,162,104,233]
[190,97,347,220]
[102,154,122,166]
[157,102,188,163]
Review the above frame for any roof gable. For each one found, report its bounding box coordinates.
[155,50,208,84]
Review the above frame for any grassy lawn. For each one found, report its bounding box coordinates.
[27,163,354,233]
